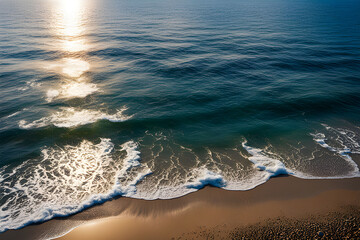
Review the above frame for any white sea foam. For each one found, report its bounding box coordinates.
[2,126,360,233]
[321,124,360,154]
[242,135,360,180]
[18,79,42,91]
[0,139,151,233]
[242,141,291,176]
[0,108,29,131]
[129,167,227,200]
[3,108,28,119]
[46,82,99,102]
[186,168,226,189]
[188,141,293,191]
[19,106,131,129]
[127,137,295,200]
[311,126,360,176]
[46,89,60,100]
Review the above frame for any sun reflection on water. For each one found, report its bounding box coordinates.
[55,0,86,38]
[61,58,90,78]
[48,0,97,102]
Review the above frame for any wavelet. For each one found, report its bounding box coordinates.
[19,107,131,129]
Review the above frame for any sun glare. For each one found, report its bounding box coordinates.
[47,0,94,102]
[56,0,86,37]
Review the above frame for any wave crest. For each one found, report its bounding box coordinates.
[186,169,226,189]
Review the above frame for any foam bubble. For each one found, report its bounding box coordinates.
[0,139,150,232]
[19,106,131,129]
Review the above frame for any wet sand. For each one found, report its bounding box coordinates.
[2,176,360,240]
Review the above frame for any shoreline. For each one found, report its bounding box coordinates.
[1,176,360,239]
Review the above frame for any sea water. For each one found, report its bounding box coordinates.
[0,0,360,232]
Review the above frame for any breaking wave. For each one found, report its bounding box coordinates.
[0,139,151,232]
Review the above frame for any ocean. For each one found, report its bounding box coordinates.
[0,0,360,233]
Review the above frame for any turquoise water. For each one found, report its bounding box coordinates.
[0,0,360,233]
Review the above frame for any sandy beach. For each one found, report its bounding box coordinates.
[2,176,359,240]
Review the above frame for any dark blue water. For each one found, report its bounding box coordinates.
[0,0,360,233]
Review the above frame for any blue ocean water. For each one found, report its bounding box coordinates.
[0,0,360,233]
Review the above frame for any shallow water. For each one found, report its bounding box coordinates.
[0,0,360,232]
